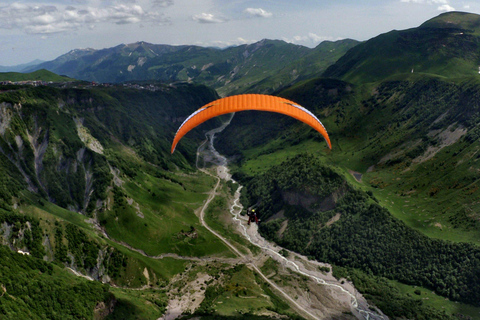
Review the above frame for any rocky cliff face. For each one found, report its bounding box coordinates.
[0,100,107,213]
[0,83,218,289]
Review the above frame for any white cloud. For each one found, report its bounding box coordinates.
[437,4,455,11]
[400,0,456,11]
[0,2,169,34]
[153,0,174,8]
[244,8,272,18]
[197,37,254,48]
[192,13,227,23]
[400,0,448,3]
[284,33,339,46]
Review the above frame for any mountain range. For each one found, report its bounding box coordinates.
[16,39,358,96]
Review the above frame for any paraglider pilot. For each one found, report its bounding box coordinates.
[247,208,259,225]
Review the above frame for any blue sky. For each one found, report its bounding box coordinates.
[0,0,479,66]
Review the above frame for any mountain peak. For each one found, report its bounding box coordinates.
[419,11,480,34]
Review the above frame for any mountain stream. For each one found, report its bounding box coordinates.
[196,114,388,320]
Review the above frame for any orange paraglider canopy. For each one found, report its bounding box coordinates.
[171,94,331,153]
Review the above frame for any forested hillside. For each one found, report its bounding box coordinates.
[0,244,113,319]
[220,71,480,319]
[0,83,217,213]
[0,83,234,318]
[238,155,480,319]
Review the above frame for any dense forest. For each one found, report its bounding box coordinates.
[0,244,112,319]
[239,155,480,312]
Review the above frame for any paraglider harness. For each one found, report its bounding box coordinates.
[247,208,259,225]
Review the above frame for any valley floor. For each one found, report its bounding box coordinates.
[153,123,387,319]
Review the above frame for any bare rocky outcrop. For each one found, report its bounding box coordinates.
[0,102,13,135]
[413,124,467,163]
[94,296,117,319]
[281,183,348,213]
[74,117,104,154]
[26,121,49,193]
[281,190,320,211]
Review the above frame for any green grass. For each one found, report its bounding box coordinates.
[21,192,93,231]
[101,170,232,257]
[205,265,282,316]
[238,138,329,176]
[366,174,480,244]
[106,239,189,282]
[361,139,480,244]
[392,280,480,319]
[108,287,168,319]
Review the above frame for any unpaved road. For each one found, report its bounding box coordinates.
[197,167,322,320]
[194,116,387,320]
[85,115,387,320]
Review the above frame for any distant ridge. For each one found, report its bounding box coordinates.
[0,59,45,73]
[23,39,358,96]
[0,69,74,82]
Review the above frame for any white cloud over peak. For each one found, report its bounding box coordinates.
[192,13,227,23]
[198,37,254,48]
[438,4,455,11]
[283,33,337,46]
[400,0,455,12]
[244,8,272,18]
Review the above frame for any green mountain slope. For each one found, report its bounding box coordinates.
[420,11,480,34]
[323,12,480,83]
[214,74,480,318]
[0,82,308,319]
[0,83,222,314]
[0,244,114,319]
[240,39,358,95]
[222,75,480,242]
[0,83,218,212]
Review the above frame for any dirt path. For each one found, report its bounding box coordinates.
[197,167,322,320]
[82,115,386,320]
[227,183,385,320]
[194,118,388,320]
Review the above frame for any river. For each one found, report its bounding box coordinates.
[196,113,388,320]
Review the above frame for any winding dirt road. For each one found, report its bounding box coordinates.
[197,167,322,320]
[88,114,387,320]
[195,115,388,320]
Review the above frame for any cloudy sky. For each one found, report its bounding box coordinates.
[0,0,479,66]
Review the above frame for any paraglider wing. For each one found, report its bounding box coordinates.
[171,94,332,153]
